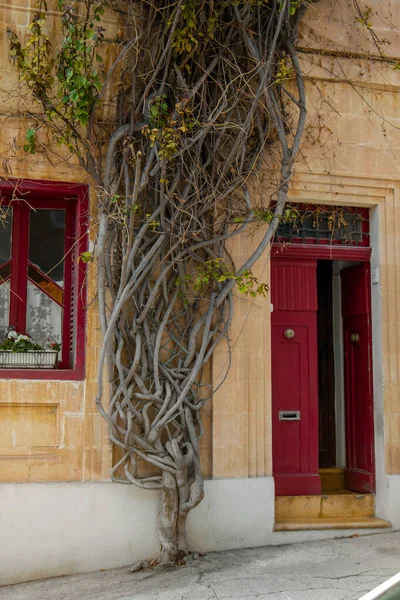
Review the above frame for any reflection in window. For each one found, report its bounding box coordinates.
[0,211,12,266]
[28,265,63,305]
[29,209,65,287]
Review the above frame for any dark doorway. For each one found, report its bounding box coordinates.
[317,260,336,468]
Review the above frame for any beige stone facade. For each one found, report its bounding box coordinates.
[0,0,114,484]
[213,1,400,479]
[1,0,400,584]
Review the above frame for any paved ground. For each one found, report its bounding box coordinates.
[1,532,400,600]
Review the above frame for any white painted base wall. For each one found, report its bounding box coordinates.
[1,476,399,586]
[380,475,400,530]
[0,481,161,586]
[0,478,274,585]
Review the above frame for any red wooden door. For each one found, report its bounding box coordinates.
[271,258,320,496]
[341,263,375,493]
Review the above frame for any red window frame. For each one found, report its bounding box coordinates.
[0,179,88,380]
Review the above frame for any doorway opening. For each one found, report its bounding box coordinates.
[270,206,390,531]
[271,252,375,498]
[317,260,375,494]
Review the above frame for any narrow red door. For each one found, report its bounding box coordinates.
[341,263,375,493]
[271,258,320,496]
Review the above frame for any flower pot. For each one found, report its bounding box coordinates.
[0,351,59,369]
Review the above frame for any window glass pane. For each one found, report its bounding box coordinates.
[0,280,10,341]
[0,210,12,266]
[26,281,62,353]
[29,209,65,287]
[0,262,11,281]
[28,265,64,305]
[276,206,369,247]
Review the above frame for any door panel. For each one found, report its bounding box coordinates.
[272,332,302,474]
[341,263,375,493]
[271,258,320,496]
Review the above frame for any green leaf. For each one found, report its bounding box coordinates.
[75,75,88,87]
[79,251,93,263]
[23,127,35,154]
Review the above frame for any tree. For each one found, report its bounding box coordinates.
[7,0,386,569]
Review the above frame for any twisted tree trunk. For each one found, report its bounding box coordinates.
[92,0,308,567]
[8,0,309,568]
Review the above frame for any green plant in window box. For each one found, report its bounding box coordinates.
[0,329,60,369]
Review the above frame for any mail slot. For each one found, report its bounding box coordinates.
[279,411,301,421]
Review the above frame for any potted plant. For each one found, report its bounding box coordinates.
[0,328,60,369]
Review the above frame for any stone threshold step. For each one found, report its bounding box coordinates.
[275,493,375,520]
[274,517,391,532]
[319,467,345,491]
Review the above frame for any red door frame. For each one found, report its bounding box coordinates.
[271,242,374,495]
[272,244,371,262]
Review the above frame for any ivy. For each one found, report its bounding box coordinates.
[79,251,94,263]
[8,0,312,568]
[7,1,54,99]
[355,6,373,29]
[8,0,107,151]
[23,127,36,154]
[142,96,198,158]
[172,0,271,55]
[176,258,269,298]
[276,58,294,85]
[57,0,106,127]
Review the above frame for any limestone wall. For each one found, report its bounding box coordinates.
[0,0,112,483]
[3,0,400,585]
[1,0,400,487]
[212,0,400,479]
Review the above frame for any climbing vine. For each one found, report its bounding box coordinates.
[8,0,105,153]
[9,0,309,568]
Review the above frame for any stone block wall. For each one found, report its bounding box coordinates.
[1,0,400,486]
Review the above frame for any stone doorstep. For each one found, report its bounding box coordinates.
[319,467,345,491]
[274,491,392,532]
[275,492,375,520]
[273,517,392,531]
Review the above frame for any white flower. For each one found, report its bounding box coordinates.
[7,330,17,339]
[16,334,30,341]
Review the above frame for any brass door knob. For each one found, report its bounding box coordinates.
[284,329,295,339]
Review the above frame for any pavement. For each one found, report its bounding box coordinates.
[1,531,400,600]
